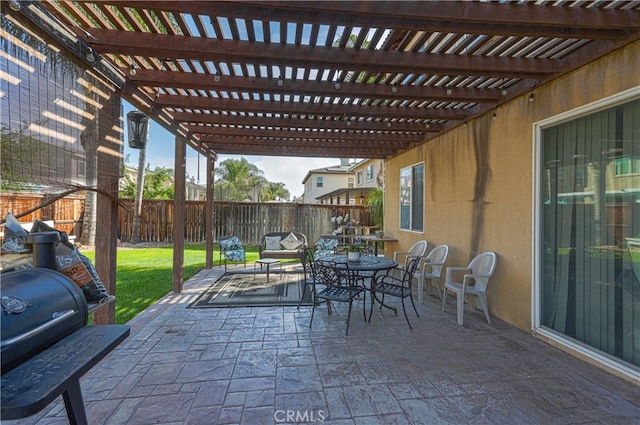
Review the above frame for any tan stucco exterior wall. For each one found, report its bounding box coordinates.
[383,40,640,331]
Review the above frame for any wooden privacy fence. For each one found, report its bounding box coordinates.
[1,194,372,246]
[118,200,372,245]
[0,193,84,237]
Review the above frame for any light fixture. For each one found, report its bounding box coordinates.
[386,122,391,128]
[391,85,398,93]
[8,0,21,11]
[277,78,283,86]
[334,82,341,90]
[425,123,430,129]
[528,92,535,102]
[85,47,95,62]
[214,74,220,82]
[346,120,351,126]
[501,87,507,96]
[129,63,137,76]
[492,112,497,120]
[446,85,452,95]
[127,110,149,149]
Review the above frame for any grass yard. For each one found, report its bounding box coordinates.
[84,244,263,324]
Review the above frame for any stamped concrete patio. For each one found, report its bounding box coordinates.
[6,264,639,425]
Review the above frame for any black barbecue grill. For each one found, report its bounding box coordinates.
[1,231,129,424]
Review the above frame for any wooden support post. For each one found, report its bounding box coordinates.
[205,155,216,269]
[173,136,186,293]
[94,91,121,325]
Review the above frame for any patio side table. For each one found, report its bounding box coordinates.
[254,258,282,282]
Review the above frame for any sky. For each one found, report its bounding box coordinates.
[122,101,339,199]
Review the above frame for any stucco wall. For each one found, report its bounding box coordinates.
[383,40,640,331]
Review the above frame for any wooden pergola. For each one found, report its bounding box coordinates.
[33,1,640,158]
[6,0,639,323]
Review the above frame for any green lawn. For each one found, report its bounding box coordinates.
[84,244,264,324]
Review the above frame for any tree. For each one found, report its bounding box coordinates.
[119,166,174,200]
[130,145,147,242]
[0,125,55,191]
[262,182,291,202]
[215,158,265,201]
[367,187,384,228]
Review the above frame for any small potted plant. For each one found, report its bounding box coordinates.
[345,236,365,262]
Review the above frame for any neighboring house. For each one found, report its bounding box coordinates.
[186,178,206,201]
[315,158,384,205]
[301,158,355,204]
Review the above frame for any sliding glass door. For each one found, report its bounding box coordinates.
[540,98,640,368]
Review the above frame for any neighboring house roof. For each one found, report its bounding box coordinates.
[301,159,355,184]
[349,159,376,171]
[316,186,375,201]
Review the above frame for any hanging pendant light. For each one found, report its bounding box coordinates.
[127,110,149,149]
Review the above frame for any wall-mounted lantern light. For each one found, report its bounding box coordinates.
[127,110,149,149]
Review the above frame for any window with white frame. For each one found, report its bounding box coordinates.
[357,171,363,185]
[399,163,424,232]
[366,165,374,181]
[316,176,323,187]
[614,156,640,175]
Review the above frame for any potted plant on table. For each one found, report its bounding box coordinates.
[345,236,365,262]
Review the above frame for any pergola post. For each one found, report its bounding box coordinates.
[205,154,216,269]
[93,92,121,324]
[172,136,186,293]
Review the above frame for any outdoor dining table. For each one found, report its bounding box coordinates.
[318,254,399,313]
[320,254,398,274]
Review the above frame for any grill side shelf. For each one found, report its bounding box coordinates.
[1,324,130,423]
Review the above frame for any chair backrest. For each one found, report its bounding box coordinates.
[317,260,359,287]
[468,251,498,290]
[218,236,243,251]
[314,236,340,259]
[424,244,449,278]
[409,240,428,258]
[401,256,422,284]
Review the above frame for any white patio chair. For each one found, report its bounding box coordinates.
[418,244,449,303]
[442,251,497,325]
[393,240,428,271]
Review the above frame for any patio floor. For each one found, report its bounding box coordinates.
[5,264,640,425]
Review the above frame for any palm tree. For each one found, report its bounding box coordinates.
[262,182,291,202]
[215,158,264,201]
[367,187,384,228]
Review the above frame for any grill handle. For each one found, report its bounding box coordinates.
[0,310,77,348]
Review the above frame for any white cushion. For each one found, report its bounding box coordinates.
[265,236,282,250]
[280,232,302,250]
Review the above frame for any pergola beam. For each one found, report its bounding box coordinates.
[159,95,472,120]
[87,29,557,79]
[129,69,503,103]
[189,125,425,143]
[172,112,443,133]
